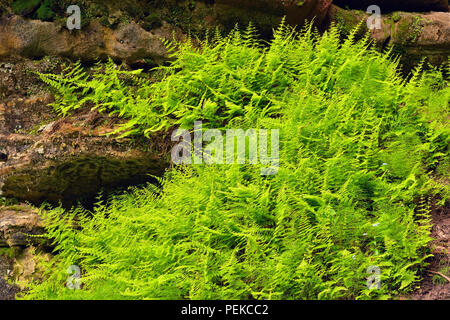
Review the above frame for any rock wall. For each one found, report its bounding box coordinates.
[326,5,450,71]
[333,0,449,12]
[0,15,184,65]
[0,1,448,69]
[0,204,44,248]
[0,58,170,208]
[0,1,335,63]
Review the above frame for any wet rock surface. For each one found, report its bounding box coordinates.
[0,114,169,207]
[2,154,168,207]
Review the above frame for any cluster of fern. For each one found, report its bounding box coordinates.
[23,22,449,300]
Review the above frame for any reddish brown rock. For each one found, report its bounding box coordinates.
[0,15,185,64]
[327,5,450,70]
[0,204,44,247]
[0,112,169,207]
[0,58,169,207]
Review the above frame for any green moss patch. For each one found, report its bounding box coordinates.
[2,155,167,208]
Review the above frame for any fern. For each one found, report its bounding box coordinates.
[21,22,449,300]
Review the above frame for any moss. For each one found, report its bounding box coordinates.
[432,267,450,285]
[395,15,425,46]
[213,4,282,39]
[6,1,214,40]
[28,120,52,135]
[388,14,426,71]
[188,0,196,11]
[1,204,27,212]
[98,15,111,28]
[140,13,162,31]
[0,197,19,207]
[0,247,19,259]
[35,0,55,21]
[12,0,57,21]
[11,0,41,16]
[391,12,401,23]
[0,0,8,15]
[2,155,167,208]
[334,8,366,37]
[409,16,425,43]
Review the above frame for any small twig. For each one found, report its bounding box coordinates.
[429,271,450,283]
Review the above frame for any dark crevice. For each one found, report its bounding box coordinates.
[1,155,168,210]
[0,153,7,162]
[381,35,392,52]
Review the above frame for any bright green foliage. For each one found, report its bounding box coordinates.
[23,23,449,300]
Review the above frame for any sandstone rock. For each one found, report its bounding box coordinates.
[333,0,449,13]
[0,205,44,247]
[0,15,185,64]
[2,1,446,70]
[0,113,169,207]
[0,57,170,207]
[0,252,19,300]
[327,5,450,71]
[374,11,450,68]
[0,1,334,65]
[12,246,52,290]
